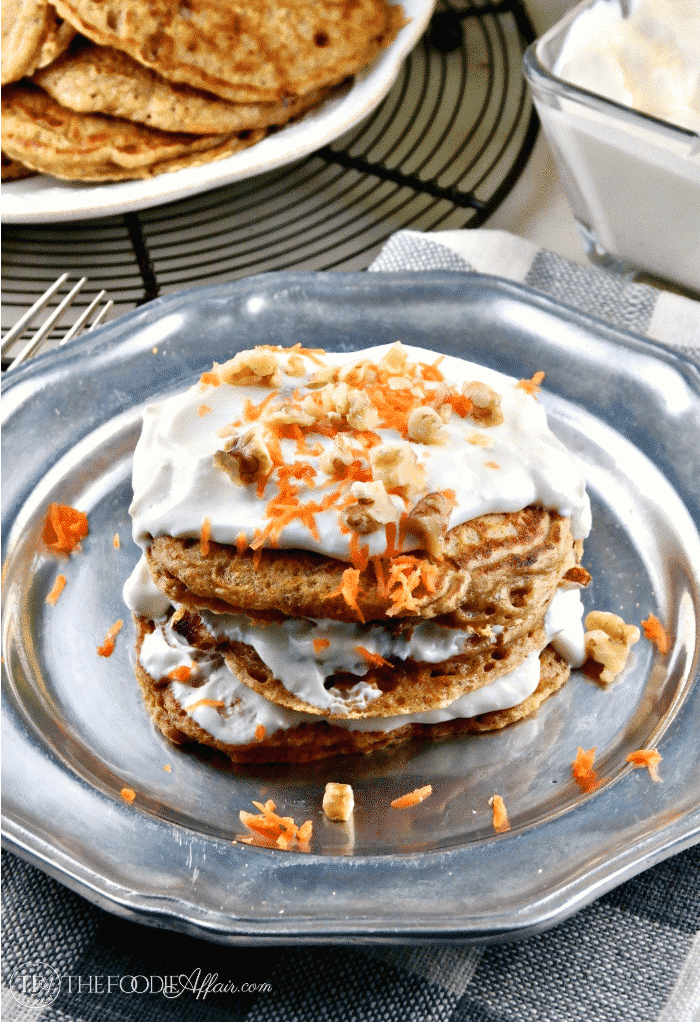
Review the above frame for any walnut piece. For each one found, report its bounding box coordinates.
[323,782,354,822]
[343,480,397,534]
[462,380,504,427]
[404,491,453,558]
[216,349,283,388]
[263,400,316,427]
[407,405,447,445]
[584,611,640,685]
[213,427,272,486]
[369,442,427,499]
[318,433,357,476]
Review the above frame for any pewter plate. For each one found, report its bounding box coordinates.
[2,272,699,944]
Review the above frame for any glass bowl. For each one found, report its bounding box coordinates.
[523,0,700,295]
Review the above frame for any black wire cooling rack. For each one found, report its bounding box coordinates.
[1,0,538,342]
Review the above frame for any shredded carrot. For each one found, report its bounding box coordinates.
[120,787,136,803]
[200,516,212,556]
[198,403,212,417]
[186,698,225,713]
[167,665,193,682]
[571,746,601,792]
[313,638,331,653]
[349,530,370,571]
[391,784,432,809]
[42,503,88,555]
[236,799,312,852]
[199,371,220,387]
[255,724,266,741]
[355,646,393,669]
[517,370,545,396]
[45,574,66,605]
[640,614,670,654]
[324,568,364,623]
[235,531,248,553]
[627,748,662,782]
[484,460,501,470]
[163,764,172,773]
[112,532,121,549]
[489,794,511,833]
[97,618,123,658]
[371,556,388,598]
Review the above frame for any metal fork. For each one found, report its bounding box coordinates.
[1,274,114,371]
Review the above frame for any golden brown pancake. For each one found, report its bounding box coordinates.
[146,508,581,624]
[33,41,332,134]
[1,82,264,180]
[1,0,75,84]
[51,0,405,103]
[134,615,571,763]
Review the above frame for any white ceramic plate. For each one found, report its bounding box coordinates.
[1,0,434,225]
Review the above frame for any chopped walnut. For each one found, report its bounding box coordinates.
[323,782,354,822]
[562,565,592,588]
[404,491,453,558]
[216,349,283,388]
[318,434,358,476]
[378,342,408,375]
[213,427,272,486]
[343,481,397,534]
[370,442,427,499]
[285,353,306,377]
[584,611,640,685]
[263,400,316,427]
[346,389,379,431]
[407,405,447,445]
[306,364,338,389]
[462,381,504,427]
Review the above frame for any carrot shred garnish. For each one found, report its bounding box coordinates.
[255,724,266,741]
[489,794,510,833]
[163,764,172,773]
[349,530,370,571]
[112,532,121,549]
[627,748,662,782]
[167,665,193,682]
[640,614,670,654]
[324,568,364,622]
[120,787,136,803]
[517,370,545,396]
[199,371,220,387]
[198,403,212,417]
[391,784,432,809]
[42,503,88,555]
[313,638,331,653]
[45,574,66,605]
[200,517,212,556]
[235,531,248,553]
[97,618,123,657]
[354,646,393,669]
[186,698,225,713]
[237,799,312,852]
[371,556,388,598]
[571,746,601,792]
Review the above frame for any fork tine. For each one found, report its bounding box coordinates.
[1,273,70,354]
[7,277,88,370]
[59,290,108,344]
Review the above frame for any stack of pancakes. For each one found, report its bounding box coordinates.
[1,0,404,181]
[124,342,592,763]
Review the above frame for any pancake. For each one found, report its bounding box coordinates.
[1,150,36,180]
[50,0,405,103]
[0,82,264,180]
[147,508,581,624]
[124,342,593,763]
[134,615,572,763]
[1,0,75,84]
[33,41,333,134]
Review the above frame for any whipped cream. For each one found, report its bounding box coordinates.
[135,587,586,745]
[554,0,700,133]
[129,343,591,561]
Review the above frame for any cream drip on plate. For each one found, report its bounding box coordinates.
[128,343,591,561]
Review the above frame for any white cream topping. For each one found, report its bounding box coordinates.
[137,588,585,745]
[128,344,591,559]
[554,0,700,133]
